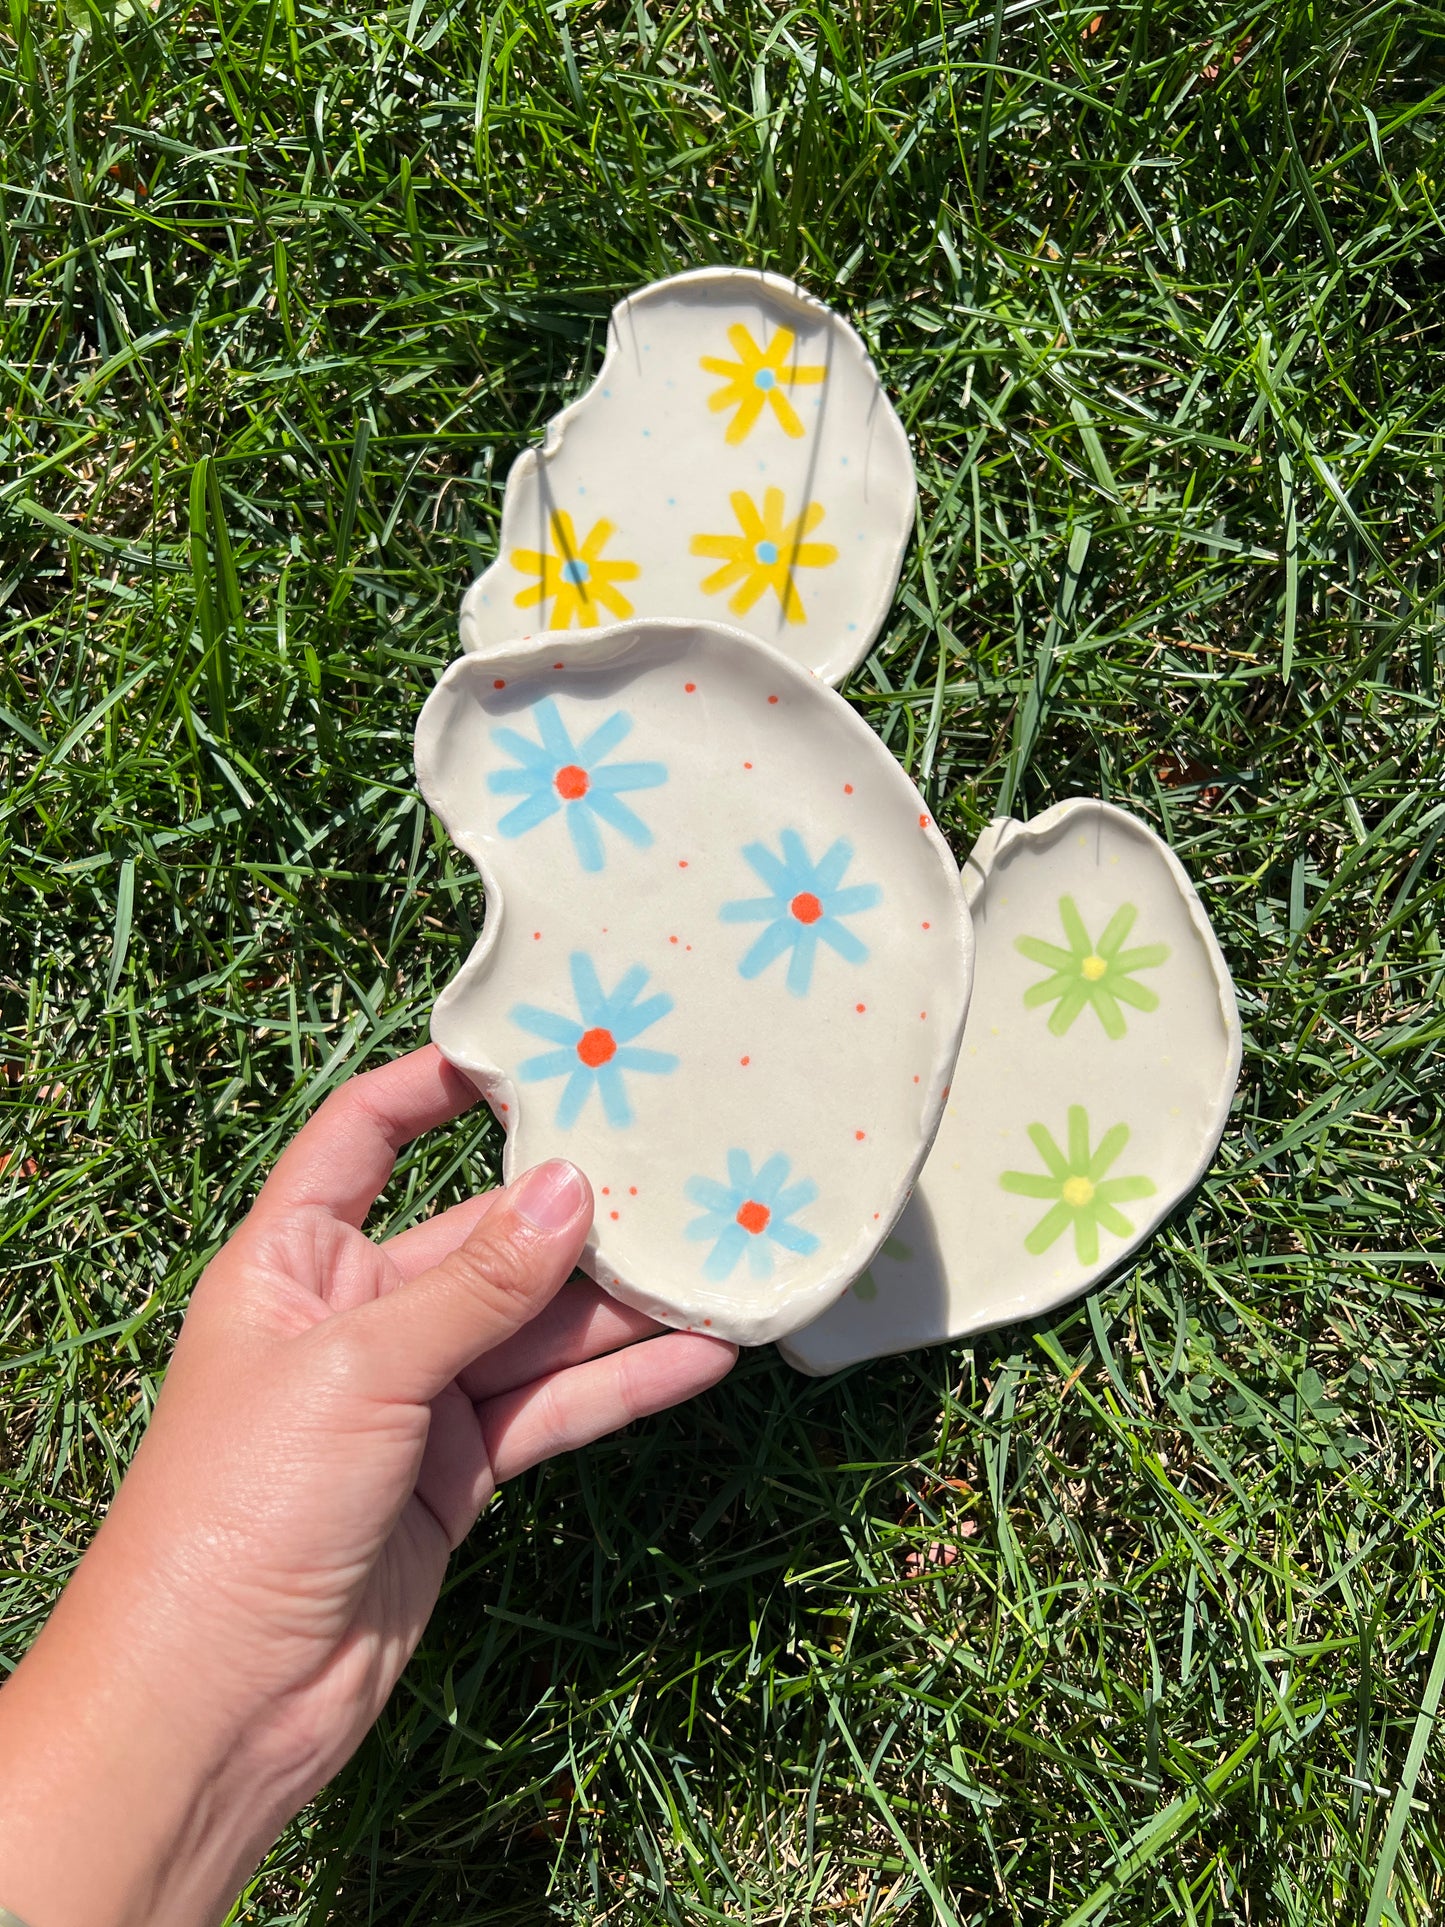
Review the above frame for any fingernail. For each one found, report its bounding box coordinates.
[513,1159,588,1232]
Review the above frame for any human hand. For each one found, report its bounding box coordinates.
[0,1046,736,1927]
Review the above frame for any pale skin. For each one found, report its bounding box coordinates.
[0,1046,737,1926]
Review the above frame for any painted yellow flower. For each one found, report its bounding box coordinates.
[690,488,838,624]
[700,323,826,443]
[511,511,639,629]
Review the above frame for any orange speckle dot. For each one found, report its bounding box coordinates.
[533,930,541,940]
[685,681,696,692]
[873,1212,880,1220]
[678,859,688,868]
[743,760,753,770]
[767,694,779,705]
[943,1085,951,1099]
[493,677,506,689]
[856,1002,866,1013]
[703,1317,712,1327]
[685,943,692,951]
[669,934,679,944]
[913,1074,920,1084]
[920,1011,927,1020]
[844,783,854,794]
[922,920,931,930]
[499,1102,509,1112]
[736,1199,771,1236]
[629,1186,637,1196]
[740,1055,750,1066]
[609,1209,619,1221]
[601,1186,610,1196]
[919,813,928,827]
[791,891,823,925]
[855,1130,866,1141]
[555,763,589,801]
[553,660,564,670]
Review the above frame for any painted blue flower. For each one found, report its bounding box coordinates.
[720,829,882,996]
[512,952,677,1128]
[487,697,667,873]
[684,1151,821,1282]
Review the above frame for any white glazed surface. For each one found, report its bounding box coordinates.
[780,799,1241,1374]
[415,617,973,1346]
[459,268,916,687]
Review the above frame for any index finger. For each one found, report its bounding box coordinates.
[254,1044,482,1228]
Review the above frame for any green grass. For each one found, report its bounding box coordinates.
[4,0,1445,1919]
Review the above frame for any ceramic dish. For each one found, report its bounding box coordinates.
[458,268,916,687]
[415,616,973,1345]
[780,799,1240,1374]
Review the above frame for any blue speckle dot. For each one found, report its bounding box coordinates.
[667,497,676,506]
[755,540,779,566]
[847,622,857,631]
[561,558,591,585]
[642,428,650,437]
[841,456,849,466]
[602,387,611,398]
[754,368,776,390]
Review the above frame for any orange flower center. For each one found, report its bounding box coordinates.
[555,764,590,801]
[790,891,822,925]
[736,1199,771,1236]
[576,1027,616,1068]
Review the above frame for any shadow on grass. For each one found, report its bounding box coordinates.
[304,1326,976,1920]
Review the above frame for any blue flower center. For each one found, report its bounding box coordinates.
[561,558,591,585]
[754,540,779,566]
[753,367,776,390]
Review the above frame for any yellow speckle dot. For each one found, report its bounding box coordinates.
[1081,953,1107,981]
[1062,1175,1095,1208]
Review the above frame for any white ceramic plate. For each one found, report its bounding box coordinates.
[415,617,973,1346]
[458,268,915,687]
[780,799,1241,1374]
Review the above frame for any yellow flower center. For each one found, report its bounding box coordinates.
[1080,953,1108,981]
[1062,1175,1095,1209]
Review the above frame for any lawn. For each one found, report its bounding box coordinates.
[3,0,1445,1920]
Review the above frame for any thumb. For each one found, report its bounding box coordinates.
[334,1160,593,1404]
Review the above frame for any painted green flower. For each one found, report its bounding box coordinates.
[1015,897,1168,1039]
[852,1234,911,1303]
[999,1106,1156,1264]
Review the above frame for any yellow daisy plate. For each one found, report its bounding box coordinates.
[458,268,916,688]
